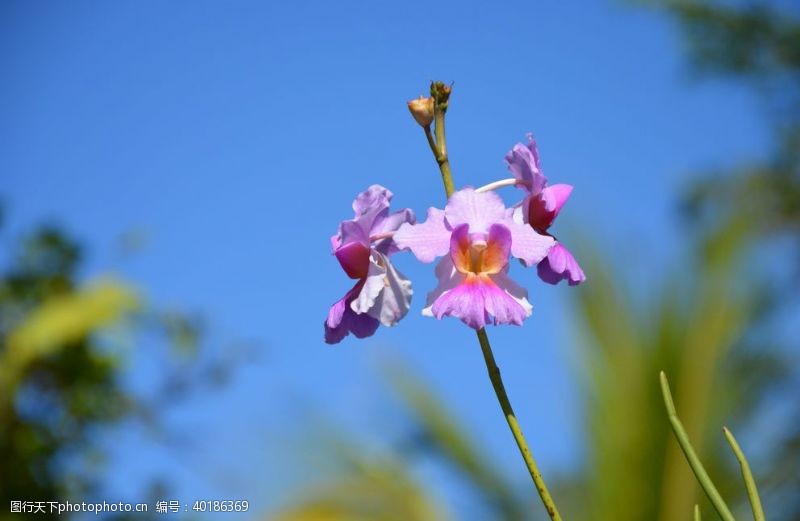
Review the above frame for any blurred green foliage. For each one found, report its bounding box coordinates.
[0,218,247,520]
[0,226,138,517]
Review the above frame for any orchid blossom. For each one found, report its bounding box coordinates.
[393,188,553,329]
[324,185,415,344]
[505,136,586,286]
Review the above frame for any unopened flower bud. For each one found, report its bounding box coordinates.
[407,96,434,127]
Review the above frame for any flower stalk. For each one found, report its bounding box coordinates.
[418,80,563,521]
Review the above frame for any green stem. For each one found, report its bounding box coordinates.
[429,82,456,198]
[660,372,736,521]
[696,505,702,521]
[477,328,563,521]
[723,427,766,521]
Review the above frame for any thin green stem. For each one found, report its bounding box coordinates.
[723,426,766,521]
[477,328,563,521]
[696,505,702,521]
[660,372,736,521]
[433,111,455,197]
[429,82,455,197]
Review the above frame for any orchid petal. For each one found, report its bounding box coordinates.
[422,257,464,317]
[334,241,371,279]
[504,140,546,194]
[527,184,573,230]
[324,282,380,344]
[537,243,586,286]
[504,218,555,267]
[373,208,416,256]
[350,253,387,315]
[429,274,529,329]
[366,252,413,327]
[393,207,451,263]
[444,188,506,234]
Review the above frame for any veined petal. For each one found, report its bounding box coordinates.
[366,252,413,327]
[481,273,531,326]
[393,207,450,263]
[492,270,533,318]
[537,242,586,286]
[444,188,506,234]
[429,274,529,329]
[504,217,555,267]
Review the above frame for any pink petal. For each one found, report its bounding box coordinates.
[444,188,506,234]
[429,274,530,329]
[422,257,465,316]
[482,272,532,325]
[393,207,451,263]
[503,217,555,267]
[526,184,573,231]
[537,243,586,286]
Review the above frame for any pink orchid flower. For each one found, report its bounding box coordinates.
[324,185,415,344]
[505,136,586,286]
[393,188,553,329]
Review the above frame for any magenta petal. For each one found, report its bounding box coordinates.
[393,207,451,263]
[543,184,573,215]
[421,257,463,314]
[537,243,586,286]
[334,241,371,279]
[324,282,380,344]
[526,184,573,231]
[480,274,531,326]
[430,276,491,329]
[430,274,530,329]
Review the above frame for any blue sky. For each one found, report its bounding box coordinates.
[0,0,771,517]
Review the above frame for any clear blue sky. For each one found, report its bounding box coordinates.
[0,0,771,518]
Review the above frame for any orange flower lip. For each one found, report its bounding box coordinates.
[450,224,510,276]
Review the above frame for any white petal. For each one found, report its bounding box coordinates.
[350,253,386,315]
[366,252,413,327]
